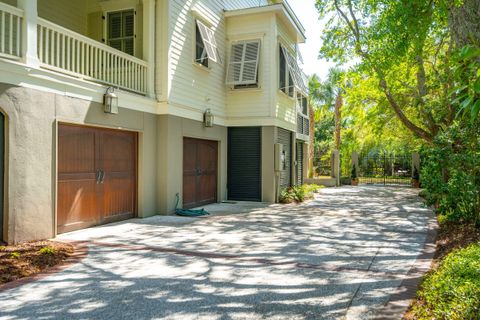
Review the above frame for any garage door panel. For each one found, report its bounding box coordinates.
[57,179,98,232]
[183,138,217,209]
[58,127,96,174]
[58,124,137,234]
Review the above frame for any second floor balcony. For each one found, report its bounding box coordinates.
[0,0,155,96]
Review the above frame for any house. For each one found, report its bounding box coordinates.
[0,0,309,244]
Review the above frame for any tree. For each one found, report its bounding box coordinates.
[315,0,459,142]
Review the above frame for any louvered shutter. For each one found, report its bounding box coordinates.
[196,20,220,64]
[281,45,308,94]
[226,40,261,85]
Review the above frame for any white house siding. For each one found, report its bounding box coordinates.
[225,12,273,122]
[38,0,88,36]
[167,0,227,123]
[274,17,297,131]
[223,0,268,10]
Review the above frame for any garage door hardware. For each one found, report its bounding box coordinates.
[95,170,106,184]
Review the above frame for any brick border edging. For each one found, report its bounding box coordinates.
[372,216,439,319]
[0,240,89,293]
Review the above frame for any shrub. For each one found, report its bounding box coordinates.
[279,184,323,204]
[412,244,480,319]
[0,246,6,251]
[39,247,56,255]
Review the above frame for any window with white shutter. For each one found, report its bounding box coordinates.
[107,10,135,56]
[280,45,308,95]
[226,40,261,87]
[195,20,221,67]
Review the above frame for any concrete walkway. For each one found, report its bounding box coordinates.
[0,186,436,320]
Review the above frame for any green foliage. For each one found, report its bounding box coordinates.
[412,244,480,319]
[0,246,5,251]
[279,184,323,204]
[39,247,56,255]
[420,122,480,225]
[9,252,20,259]
[412,166,420,181]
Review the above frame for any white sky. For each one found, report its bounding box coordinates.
[287,0,336,81]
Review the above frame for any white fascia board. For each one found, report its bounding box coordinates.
[225,4,306,43]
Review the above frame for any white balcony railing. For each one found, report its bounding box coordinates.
[37,18,148,94]
[0,2,23,60]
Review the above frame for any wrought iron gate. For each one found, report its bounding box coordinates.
[358,153,412,186]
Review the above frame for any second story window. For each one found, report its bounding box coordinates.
[280,44,308,97]
[195,20,221,68]
[297,93,308,116]
[226,40,261,88]
[107,10,135,56]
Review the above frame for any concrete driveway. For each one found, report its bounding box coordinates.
[0,186,436,320]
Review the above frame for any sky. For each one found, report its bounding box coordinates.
[287,0,336,81]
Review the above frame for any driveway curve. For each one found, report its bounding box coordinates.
[0,186,437,320]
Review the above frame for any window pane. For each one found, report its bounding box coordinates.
[109,13,122,39]
[109,39,122,51]
[124,38,134,55]
[279,46,286,92]
[123,12,134,37]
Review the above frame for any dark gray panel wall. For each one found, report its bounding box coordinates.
[296,142,304,185]
[228,127,262,201]
[277,127,292,188]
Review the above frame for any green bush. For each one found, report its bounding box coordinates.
[413,244,480,319]
[420,123,480,225]
[9,252,20,259]
[39,246,56,255]
[279,184,323,204]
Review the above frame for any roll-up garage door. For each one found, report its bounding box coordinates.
[296,142,304,185]
[228,127,261,201]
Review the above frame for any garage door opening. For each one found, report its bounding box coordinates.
[183,138,218,209]
[57,124,137,234]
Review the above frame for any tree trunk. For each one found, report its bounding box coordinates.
[308,104,315,178]
[334,93,342,150]
[449,0,480,48]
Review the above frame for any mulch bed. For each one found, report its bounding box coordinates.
[404,221,480,319]
[0,241,74,284]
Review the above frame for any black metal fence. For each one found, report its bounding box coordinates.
[358,154,412,186]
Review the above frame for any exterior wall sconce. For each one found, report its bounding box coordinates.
[204,108,214,127]
[103,87,118,114]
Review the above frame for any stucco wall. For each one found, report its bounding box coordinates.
[156,114,228,215]
[0,84,158,243]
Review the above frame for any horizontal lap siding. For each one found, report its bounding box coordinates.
[275,19,296,127]
[168,0,226,119]
[38,0,88,35]
[225,13,272,119]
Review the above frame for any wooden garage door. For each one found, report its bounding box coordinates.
[183,138,218,209]
[57,124,137,234]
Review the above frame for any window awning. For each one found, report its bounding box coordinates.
[281,45,308,94]
[226,40,261,85]
[196,20,222,64]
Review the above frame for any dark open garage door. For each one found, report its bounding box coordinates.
[57,124,137,234]
[228,127,261,201]
[183,138,218,209]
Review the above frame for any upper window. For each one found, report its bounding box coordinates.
[279,44,308,96]
[226,40,261,87]
[107,10,135,56]
[297,93,308,115]
[195,20,221,68]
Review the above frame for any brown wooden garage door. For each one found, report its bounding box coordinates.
[183,138,218,209]
[57,124,137,234]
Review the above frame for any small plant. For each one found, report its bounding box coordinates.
[9,252,20,259]
[412,166,420,188]
[39,247,56,255]
[351,165,359,186]
[0,246,6,251]
[279,184,323,204]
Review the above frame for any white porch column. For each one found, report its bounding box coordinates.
[143,0,156,98]
[18,0,40,68]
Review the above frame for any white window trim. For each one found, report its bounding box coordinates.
[104,7,136,56]
[226,39,261,87]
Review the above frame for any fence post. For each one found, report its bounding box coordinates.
[412,152,420,177]
[351,152,359,176]
[332,150,340,186]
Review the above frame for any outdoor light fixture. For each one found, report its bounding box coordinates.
[103,87,118,114]
[204,108,214,127]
